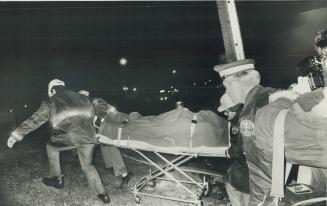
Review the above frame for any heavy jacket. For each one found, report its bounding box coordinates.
[237,85,277,205]
[226,105,250,194]
[12,89,97,146]
[243,87,327,205]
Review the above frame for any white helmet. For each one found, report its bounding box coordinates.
[78,90,90,96]
[48,79,65,97]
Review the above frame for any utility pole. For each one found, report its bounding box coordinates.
[216,0,245,63]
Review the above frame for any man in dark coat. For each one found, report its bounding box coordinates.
[7,79,111,204]
[253,55,327,205]
[214,59,277,205]
[218,93,250,206]
[79,91,132,187]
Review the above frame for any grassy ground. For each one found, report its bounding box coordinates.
[0,126,231,206]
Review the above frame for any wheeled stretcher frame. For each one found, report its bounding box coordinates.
[130,149,209,206]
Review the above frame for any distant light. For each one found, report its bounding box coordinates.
[170,86,174,89]
[133,88,137,92]
[119,58,127,66]
[10,109,13,113]
[24,105,27,108]
[172,70,176,74]
[123,86,129,91]
[204,82,207,85]
[164,96,168,100]
[209,79,212,82]
[193,82,196,86]
[159,90,166,93]
[160,97,163,101]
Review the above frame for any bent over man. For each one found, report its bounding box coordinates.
[79,91,132,187]
[7,79,111,204]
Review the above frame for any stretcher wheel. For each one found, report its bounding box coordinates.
[135,195,142,204]
[146,180,156,188]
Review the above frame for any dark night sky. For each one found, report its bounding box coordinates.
[0,1,327,115]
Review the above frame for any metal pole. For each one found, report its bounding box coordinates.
[217,0,245,62]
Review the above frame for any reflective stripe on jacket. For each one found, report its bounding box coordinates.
[14,89,97,146]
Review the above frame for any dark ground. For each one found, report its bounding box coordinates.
[0,124,232,206]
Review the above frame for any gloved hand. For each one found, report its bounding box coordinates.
[7,136,17,148]
[107,105,116,114]
[292,76,312,95]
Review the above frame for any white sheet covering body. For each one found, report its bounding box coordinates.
[98,108,229,156]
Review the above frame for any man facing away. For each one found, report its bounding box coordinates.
[7,79,111,204]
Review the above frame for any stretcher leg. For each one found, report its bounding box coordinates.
[131,149,208,205]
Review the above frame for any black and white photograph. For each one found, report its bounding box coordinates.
[0,1,327,205]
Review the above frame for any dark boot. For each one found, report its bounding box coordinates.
[97,193,111,204]
[42,176,64,189]
[120,172,133,188]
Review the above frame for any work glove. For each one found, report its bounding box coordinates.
[292,76,312,95]
[7,136,17,148]
[107,105,116,114]
[7,131,23,148]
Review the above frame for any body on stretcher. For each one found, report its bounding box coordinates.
[97,107,230,205]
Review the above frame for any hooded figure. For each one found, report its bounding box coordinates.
[214,58,327,205]
[252,56,327,205]
[7,79,111,204]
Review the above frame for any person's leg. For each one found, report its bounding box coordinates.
[44,143,76,188]
[46,143,77,176]
[225,182,249,206]
[101,145,132,188]
[100,145,113,169]
[77,144,106,194]
[101,145,127,177]
[46,143,62,177]
[77,144,110,203]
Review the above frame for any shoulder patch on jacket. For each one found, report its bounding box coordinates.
[240,119,255,137]
[231,126,239,135]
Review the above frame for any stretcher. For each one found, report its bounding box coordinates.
[98,134,228,206]
[97,108,230,205]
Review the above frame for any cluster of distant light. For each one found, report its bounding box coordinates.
[159,88,178,94]
[193,79,221,88]
[193,79,213,86]
[9,105,28,113]
[159,87,179,101]
[122,86,137,92]
[119,63,220,99]
[160,96,168,101]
